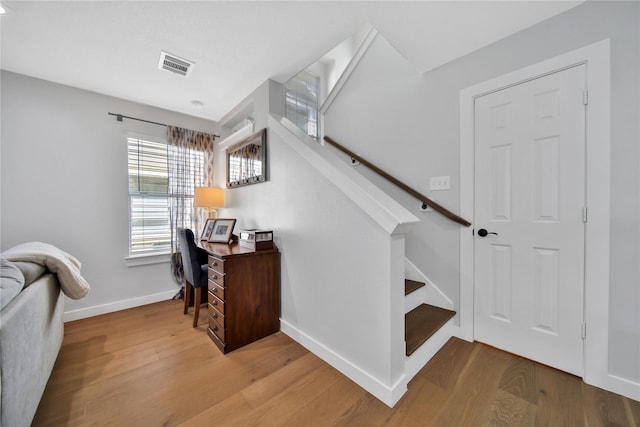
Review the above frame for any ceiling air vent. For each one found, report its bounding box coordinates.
[158,51,194,77]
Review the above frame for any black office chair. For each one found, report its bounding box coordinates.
[177,228,208,327]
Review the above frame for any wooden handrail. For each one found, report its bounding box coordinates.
[323,136,471,227]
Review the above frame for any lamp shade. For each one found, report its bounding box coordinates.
[194,187,224,208]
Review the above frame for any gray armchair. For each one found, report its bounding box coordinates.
[177,228,208,327]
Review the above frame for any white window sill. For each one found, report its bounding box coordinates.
[125,252,171,267]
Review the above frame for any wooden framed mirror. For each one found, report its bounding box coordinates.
[226,128,267,188]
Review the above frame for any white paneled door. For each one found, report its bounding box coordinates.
[474,64,586,376]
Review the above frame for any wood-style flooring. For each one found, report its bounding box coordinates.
[33,300,640,426]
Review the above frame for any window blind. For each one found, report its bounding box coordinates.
[127,136,203,255]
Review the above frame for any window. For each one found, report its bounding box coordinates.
[127,135,204,256]
[285,70,319,139]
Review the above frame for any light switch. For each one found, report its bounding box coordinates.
[430,176,450,190]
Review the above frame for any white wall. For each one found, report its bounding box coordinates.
[324,32,465,314]
[1,71,219,319]
[213,81,409,403]
[324,1,639,385]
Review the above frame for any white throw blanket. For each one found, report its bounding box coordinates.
[2,242,90,299]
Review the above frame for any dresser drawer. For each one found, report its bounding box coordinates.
[208,281,225,299]
[208,268,225,287]
[208,301,225,328]
[208,317,225,342]
[208,257,225,273]
[207,328,226,352]
[209,293,225,314]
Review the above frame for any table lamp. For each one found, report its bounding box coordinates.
[194,187,224,218]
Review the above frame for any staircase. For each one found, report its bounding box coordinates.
[270,115,461,406]
[404,279,456,357]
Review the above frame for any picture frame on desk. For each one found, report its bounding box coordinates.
[200,219,216,240]
[207,218,237,243]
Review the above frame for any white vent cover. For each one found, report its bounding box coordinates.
[158,51,194,77]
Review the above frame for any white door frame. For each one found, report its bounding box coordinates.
[458,39,623,397]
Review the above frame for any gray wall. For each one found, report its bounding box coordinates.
[1,71,219,316]
[325,1,639,383]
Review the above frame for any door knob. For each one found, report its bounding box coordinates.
[477,228,498,237]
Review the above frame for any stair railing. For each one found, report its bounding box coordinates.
[323,136,471,227]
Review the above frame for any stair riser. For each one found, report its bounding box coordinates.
[404,318,455,380]
[405,259,454,310]
[404,287,424,314]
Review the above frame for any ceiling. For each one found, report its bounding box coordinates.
[0,1,582,123]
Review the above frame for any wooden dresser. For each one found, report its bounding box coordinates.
[198,242,280,354]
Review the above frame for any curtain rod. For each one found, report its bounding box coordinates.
[108,112,220,139]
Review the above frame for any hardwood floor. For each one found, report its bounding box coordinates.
[33,300,639,426]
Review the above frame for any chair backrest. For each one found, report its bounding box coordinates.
[177,228,204,286]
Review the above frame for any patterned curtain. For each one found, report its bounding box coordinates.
[167,126,215,284]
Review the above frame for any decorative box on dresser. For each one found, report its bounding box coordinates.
[199,242,280,354]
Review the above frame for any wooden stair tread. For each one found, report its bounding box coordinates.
[405,304,456,356]
[405,279,426,296]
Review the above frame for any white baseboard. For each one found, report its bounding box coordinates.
[605,375,640,402]
[63,290,177,322]
[584,372,640,402]
[280,319,407,407]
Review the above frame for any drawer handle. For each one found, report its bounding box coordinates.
[212,300,217,306]
[213,313,218,319]
[213,325,218,332]
[213,262,218,267]
[212,287,217,293]
[213,275,218,280]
